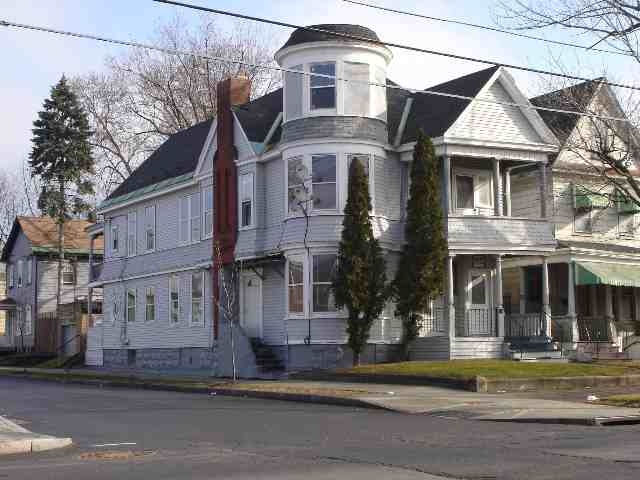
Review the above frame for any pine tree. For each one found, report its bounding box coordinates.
[30,76,94,351]
[333,158,387,366]
[395,130,447,356]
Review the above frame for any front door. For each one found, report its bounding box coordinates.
[240,272,262,338]
[466,269,493,336]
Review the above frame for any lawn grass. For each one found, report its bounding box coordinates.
[339,359,640,380]
[598,394,640,408]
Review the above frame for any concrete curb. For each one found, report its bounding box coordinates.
[291,372,478,391]
[0,416,72,456]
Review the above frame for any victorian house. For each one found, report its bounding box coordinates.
[85,24,638,374]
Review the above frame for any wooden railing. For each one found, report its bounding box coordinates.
[417,307,447,337]
[461,308,495,337]
[505,313,543,338]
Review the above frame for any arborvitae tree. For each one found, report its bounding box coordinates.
[30,76,94,349]
[333,158,387,366]
[395,130,447,356]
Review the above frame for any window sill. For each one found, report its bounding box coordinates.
[239,225,256,232]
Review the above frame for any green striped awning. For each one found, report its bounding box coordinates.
[573,185,609,209]
[619,197,640,214]
[575,261,640,288]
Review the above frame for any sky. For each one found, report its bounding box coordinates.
[1,0,638,174]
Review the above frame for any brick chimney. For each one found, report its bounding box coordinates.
[213,76,251,338]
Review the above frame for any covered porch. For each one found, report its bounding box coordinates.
[0,298,17,350]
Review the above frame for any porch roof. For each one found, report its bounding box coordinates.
[0,298,17,310]
[575,261,640,288]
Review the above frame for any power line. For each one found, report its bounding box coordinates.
[152,0,640,93]
[342,0,631,58]
[0,19,631,125]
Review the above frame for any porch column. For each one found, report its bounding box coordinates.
[635,288,640,324]
[567,262,578,342]
[539,163,548,218]
[519,267,526,314]
[493,158,502,216]
[443,155,453,215]
[542,257,551,337]
[605,285,616,341]
[447,255,455,338]
[503,168,512,217]
[495,255,505,337]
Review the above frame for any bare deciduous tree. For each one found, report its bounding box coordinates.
[0,165,39,249]
[74,16,280,197]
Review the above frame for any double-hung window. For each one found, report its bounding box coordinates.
[17,259,23,288]
[311,154,337,210]
[24,305,32,336]
[574,208,593,234]
[111,225,119,253]
[191,272,204,325]
[309,62,336,110]
[169,276,180,324]
[144,205,156,252]
[455,173,492,212]
[239,173,254,228]
[112,299,119,324]
[179,193,201,244]
[126,289,136,322]
[202,185,213,238]
[127,211,137,256]
[8,264,14,288]
[145,287,155,322]
[344,62,370,116]
[312,254,337,313]
[62,263,75,285]
[26,258,32,285]
[287,258,304,315]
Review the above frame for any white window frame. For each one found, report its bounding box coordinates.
[347,153,375,211]
[343,61,371,117]
[311,252,338,315]
[24,305,32,336]
[8,264,14,288]
[574,207,594,234]
[453,169,494,213]
[239,172,255,230]
[202,184,214,239]
[145,286,156,322]
[169,275,180,325]
[26,257,32,285]
[126,288,136,323]
[179,193,201,245]
[17,259,23,288]
[111,225,119,254]
[62,262,75,285]
[127,211,137,257]
[190,272,204,326]
[286,255,306,318]
[144,205,156,252]
[308,61,337,113]
[111,298,119,325]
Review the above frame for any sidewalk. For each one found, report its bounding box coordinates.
[0,415,72,456]
[2,367,640,425]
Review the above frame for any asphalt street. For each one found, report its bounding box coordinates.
[1,377,640,479]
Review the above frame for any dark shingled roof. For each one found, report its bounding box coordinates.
[559,240,640,254]
[233,88,283,144]
[106,119,213,200]
[530,79,602,143]
[401,66,499,142]
[280,24,381,50]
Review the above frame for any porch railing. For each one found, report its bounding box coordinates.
[462,308,495,337]
[505,313,544,338]
[577,316,610,342]
[418,307,447,337]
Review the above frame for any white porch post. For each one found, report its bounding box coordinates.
[539,163,548,219]
[447,255,455,339]
[493,158,502,216]
[519,267,526,314]
[503,168,512,217]
[605,285,616,341]
[495,255,504,337]
[88,235,94,328]
[567,262,578,343]
[443,155,453,215]
[635,288,640,324]
[542,257,551,337]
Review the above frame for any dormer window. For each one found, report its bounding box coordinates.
[309,62,336,110]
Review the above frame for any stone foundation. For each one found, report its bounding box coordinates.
[102,348,213,370]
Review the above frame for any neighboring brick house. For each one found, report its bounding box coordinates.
[0,216,103,353]
[88,23,585,375]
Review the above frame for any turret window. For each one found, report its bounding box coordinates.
[344,62,370,116]
[309,62,336,110]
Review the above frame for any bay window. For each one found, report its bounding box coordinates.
[309,62,336,110]
[311,154,337,210]
[285,64,303,120]
[287,258,304,315]
[344,62,370,116]
[239,173,254,228]
[312,254,337,312]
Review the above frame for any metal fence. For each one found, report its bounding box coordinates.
[417,306,447,337]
